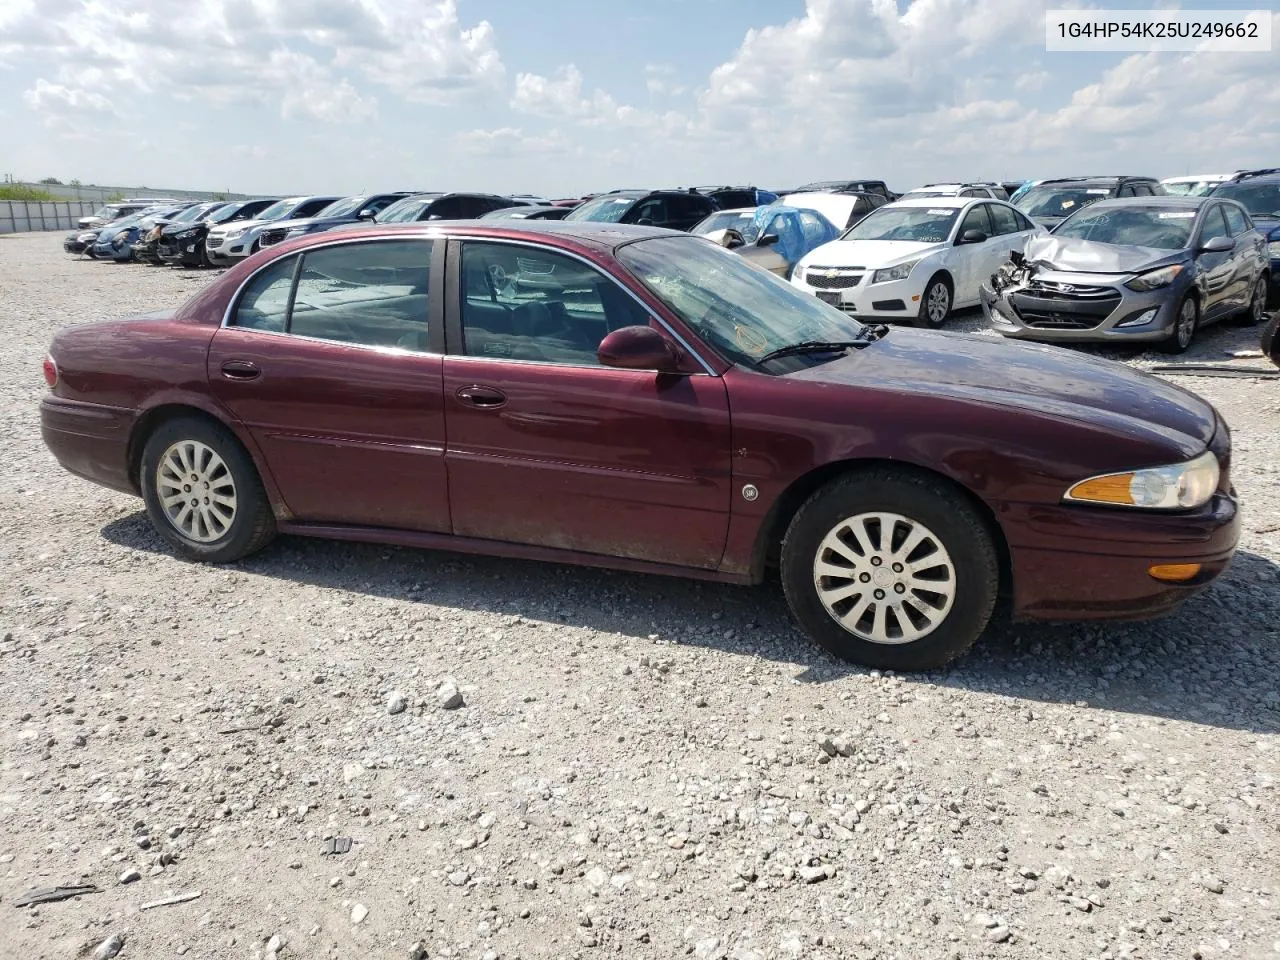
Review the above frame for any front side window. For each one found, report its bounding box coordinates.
[1221,203,1249,236]
[632,198,668,224]
[231,240,432,349]
[959,204,993,237]
[459,243,650,365]
[988,203,1021,236]
[1198,206,1231,245]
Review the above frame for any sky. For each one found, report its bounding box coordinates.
[0,0,1277,198]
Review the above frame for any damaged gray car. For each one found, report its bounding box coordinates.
[981,196,1270,353]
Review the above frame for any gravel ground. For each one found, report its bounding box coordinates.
[1,232,1278,960]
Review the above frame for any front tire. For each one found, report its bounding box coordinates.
[1159,294,1198,354]
[780,468,999,671]
[1263,311,1280,367]
[917,274,952,328]
[140,417,276,563]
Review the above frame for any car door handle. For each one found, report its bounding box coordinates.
[455,384,507,408]
[220,360,261,381]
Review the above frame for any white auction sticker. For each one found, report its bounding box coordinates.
[1047,9,1271,52]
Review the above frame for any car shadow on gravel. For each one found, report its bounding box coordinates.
[102,513,1280,734]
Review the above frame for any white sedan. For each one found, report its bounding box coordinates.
[790,196,1044,327]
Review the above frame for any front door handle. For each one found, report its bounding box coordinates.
[221,360,261,381]
[455,384,507,408]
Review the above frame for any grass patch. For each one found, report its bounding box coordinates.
[0,185,60,201]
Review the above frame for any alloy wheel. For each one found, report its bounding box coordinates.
[927,283,950,325]
[1252,278,1266,324]
[812,511,957,645]
[155,440,237,543]
[1176,299,1197,349]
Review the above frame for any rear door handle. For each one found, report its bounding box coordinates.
[455,384,507,408]
[220,360,261,381]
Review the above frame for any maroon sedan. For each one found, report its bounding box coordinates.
[39,222,1239,670]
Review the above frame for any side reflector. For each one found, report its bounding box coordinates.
[42,355,57,389]
[1148,563,1201,583]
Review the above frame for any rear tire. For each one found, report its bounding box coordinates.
[1262,311,1280,367]
[1230,275,1268,327]
[140,416,276,563]
[780,468,999,671]
[1159,294,1198,354]
[917,274,952,328]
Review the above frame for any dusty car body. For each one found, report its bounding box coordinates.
[40,222,1238,671]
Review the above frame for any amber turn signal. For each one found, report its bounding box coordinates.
[1148,563,1201,583]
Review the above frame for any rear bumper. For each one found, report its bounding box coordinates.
[40,396,137,496]
[1008,492,1240,620]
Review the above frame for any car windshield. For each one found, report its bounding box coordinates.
[692,210,755,236]
[92,205,123,219]
[170,204,208,224]
[108,215,141,230]
[1212,181,1280,219]
[841,206,959,242]
[210,203,249,223]
[1052,206,1195,250]
[1016,185,1112,219]
[617,236,866,370]
[1163,181,1222,197]
[899,190,949,200]
[255,199,298,221]
[564,196,637,223]
[315,196,363,218]
[376,196,438,223]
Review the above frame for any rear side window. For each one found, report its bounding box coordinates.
[1222,204,1249,236]
[232,240,433,350]
[233,256,296,332]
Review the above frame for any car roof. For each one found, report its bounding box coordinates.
[1082,196,1210,210]
[274,219,679,256]
[1161,174,1231,182]
[889,196,976,208]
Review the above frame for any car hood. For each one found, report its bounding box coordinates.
[1023,234,1185,275]
[210,218,270,235]
[280,214,357,232]
[805,239,944,267]
[788,327,1216,456]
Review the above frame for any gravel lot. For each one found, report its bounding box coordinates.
[1,232,1278,960]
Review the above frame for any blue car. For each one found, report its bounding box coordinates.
[92,204,193,262]
[1211,168,1280,305]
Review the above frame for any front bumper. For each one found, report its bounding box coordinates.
[792,270,921,321]
[205,236,249,266]
[64,236,89,254]
[1006,486,1239,621]
[981,269,1182,343]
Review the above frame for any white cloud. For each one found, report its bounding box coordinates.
[454,126,569,158]
[21,78,117,122]
[2,0,499,122]
[1015,70,1049,92]
[511,65,637,125]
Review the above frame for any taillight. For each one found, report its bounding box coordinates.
[42,355,58,389]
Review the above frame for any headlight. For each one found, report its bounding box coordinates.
[1124,264,1184,292]
[1268,240,1280,259]
[871,259,921,284]
[175,228,197,239]
[1064,450,1219,510]
[225,227,247,239]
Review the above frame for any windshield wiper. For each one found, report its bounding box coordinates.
[755,326,889,366]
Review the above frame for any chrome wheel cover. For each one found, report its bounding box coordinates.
[813,511,957,645]
[1252,279,1266,323]
[926,283,950,324]
[156,440,237,543]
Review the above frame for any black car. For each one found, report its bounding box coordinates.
[787,179,894,202]
[694,185,780,208]
[365,192,521,225]
[562,189,717,231]
[1013,176,1166,229]
[133,201,230,264]
[480,205,572,221]
[157,198,276,268]
[1210,168,1280,306]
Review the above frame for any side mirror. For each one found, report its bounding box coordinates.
[957,229,988,245]
[721,228,746,249]
[757,233,780,247]
[357,210,377,220]
[636,217,655,226]
[1200,235,1234,253]
[598,325,679,371]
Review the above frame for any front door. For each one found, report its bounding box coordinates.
[441,239,733,569]
[207,237,450,532]
[1195,205,1235,321]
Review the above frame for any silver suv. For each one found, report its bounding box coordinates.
[205,196,340,266]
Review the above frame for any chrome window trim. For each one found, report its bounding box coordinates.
[212,325,441,359]
[454,235,717,376]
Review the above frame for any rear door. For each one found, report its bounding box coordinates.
[1221,202,1258,309]
[440,238,733,569]
[206,237,450,532]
